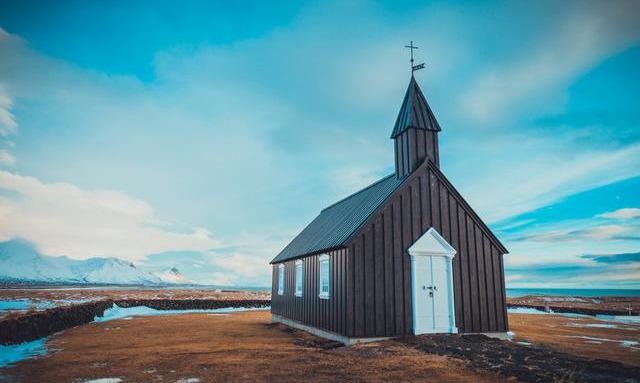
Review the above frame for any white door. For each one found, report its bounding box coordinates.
[409,228,457,335]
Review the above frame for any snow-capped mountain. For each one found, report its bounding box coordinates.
[0,238,187,285]
[155,267,191,284]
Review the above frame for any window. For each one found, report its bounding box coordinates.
[295,260,303,297]
[319,254,330,299]
[277,264,284,295]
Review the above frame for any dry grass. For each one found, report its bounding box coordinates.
[2,311,503,383]
[509,313,640,367]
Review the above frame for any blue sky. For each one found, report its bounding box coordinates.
[0,0,638,288]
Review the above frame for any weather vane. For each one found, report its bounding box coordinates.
[405,40,425,73]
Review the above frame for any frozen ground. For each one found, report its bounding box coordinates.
[508,306,640,323]
[0,304,269,368]
[95,303,270,322]
[0,298,97,318]
[0,338,47,368]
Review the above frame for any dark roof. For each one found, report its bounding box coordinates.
[270,174,405,263]
[390,75,441,138]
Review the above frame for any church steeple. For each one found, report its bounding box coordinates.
[392,75,441,177]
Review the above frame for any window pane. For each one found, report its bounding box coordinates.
[319,258,330,298]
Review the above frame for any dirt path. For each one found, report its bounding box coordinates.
[1,311,502,383]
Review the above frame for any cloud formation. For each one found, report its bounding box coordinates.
[599,208,640,220]
[0,170,222,260]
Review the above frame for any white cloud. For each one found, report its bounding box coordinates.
[518,224,631,243]
[209,253,270,279]
[599,208,640,220]
[0,170,222,260]
[461,1,640,124]
[0,84,17,136]
[0,149,15,166]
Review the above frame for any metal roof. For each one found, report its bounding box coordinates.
[270,174,405,263]
[390,75,441,138]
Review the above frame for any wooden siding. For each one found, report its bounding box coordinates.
[272,158,508,338]
[271,248,349,335]
[394,128,440,177]
[342,159,508,337]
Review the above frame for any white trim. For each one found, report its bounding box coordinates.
[408,227,457,259]
[277,264,284,296]
[318,254,330,299]
[409,227,457,335]
[295,260,303,297]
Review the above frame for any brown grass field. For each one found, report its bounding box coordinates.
[1,311,503,383]
[1,310,639,382]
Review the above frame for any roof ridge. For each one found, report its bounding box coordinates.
[320,173,397,212]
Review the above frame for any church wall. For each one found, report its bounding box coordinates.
[271,248,349,336]
[271,159,508,339]
[344,159,508,337]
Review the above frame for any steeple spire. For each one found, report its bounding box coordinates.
[391,75,442,177]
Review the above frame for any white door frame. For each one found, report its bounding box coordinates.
[409,228,457,335]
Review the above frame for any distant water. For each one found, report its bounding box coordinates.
[507,288,640,298]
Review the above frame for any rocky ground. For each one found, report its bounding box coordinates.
[507,295,639,315]
[2,311,639,382]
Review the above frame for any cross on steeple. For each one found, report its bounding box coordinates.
[405,40,425,73]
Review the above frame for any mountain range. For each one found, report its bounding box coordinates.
[0,239,190,285]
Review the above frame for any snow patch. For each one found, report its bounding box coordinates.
[596,315,640,323]
[176,378,200,383]
[563,335,640,348]
[566,322,620,329]
[508,307,549,315]
[81,379,123,383]
[0,338,47,368]
[95,304,269,322]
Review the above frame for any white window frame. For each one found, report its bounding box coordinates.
[318,254,330,299]
[295,260,303,297]
[277,264,284,295]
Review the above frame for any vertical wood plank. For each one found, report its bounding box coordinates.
[393,197,404,334]
[402,188,413,334]
[430,171,440,232]
[354,237,365,337]
[476,227,488,332]
[484,236,496,331]
[499,253,509,332]
[420,172,430,232]
[449,199,463,330]
[416,129,426,166]
[466,214,479,332]
[364,228,375,336]
[346,245,354,337]
[383,205,395,336]
[440,184,450,241]
[411,180,421,240]
[374,218,385,336]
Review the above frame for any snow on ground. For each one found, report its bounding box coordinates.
[81,378,123,383]
[508,307,640,324]
[175,378,200,383]
[562,336,640,349]
[566,322,625,329]
[596,314,640,323]
[0,298,102,317]
[508,307,549,314]
[0,299,55,312]
[95,304,269,322]
[0,338,48,368]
